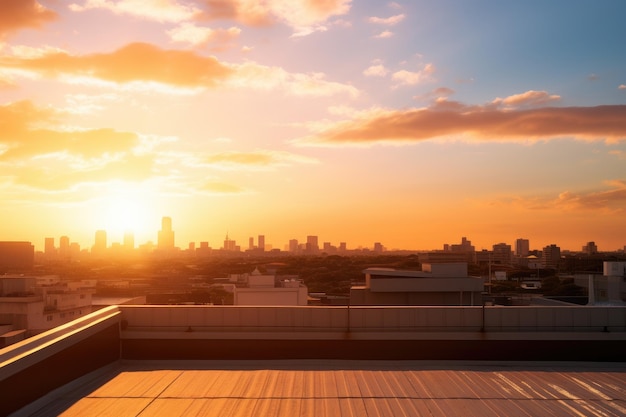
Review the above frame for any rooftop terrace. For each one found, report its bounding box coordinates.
[2,304,626,415]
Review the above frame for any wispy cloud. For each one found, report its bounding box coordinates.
[392,63,435,86]
[292,93,626,147]
[201,181,246,194]
[0,42,232,88]
[167,23,241,48]
[363,63,388,77]
[491,90,561,108]
[368,14,405,26]
[0,1,56,39]
[373,30,393,39]
[0,42,358,97]
[69,0,200,23]
[204,150,318,170]
[197,0,352,36]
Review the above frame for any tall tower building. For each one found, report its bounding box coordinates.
[93,230,107,256]
[223,233,236,251]
[158,216,175,249]
[515,238,530,256]
[306,236,319,254]
[59,236,70,259]
[542,244,561,269]
[258,235,265,252]
[44,238,55,258]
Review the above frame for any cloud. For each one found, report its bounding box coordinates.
[0,0,57,39]
[392,63,435,86]
[204,150,318,170]
[292,99,626,147]
[368,14,405,25]
[0,42,357,97]
[363,64,388,77]
[619,84,626,90]
[201,181,245,194]
[8,154,154,190]
[374,30,393,39]
[555,182,626,212]
[0,42,233,89]
[167,23,241,48]
[225,61,359,97]
[492,90,561,108]
[0,100,139,161]
[414,87,455,101]
[198,0,351,36]
[608,150,626,160]
[69,0,200,23]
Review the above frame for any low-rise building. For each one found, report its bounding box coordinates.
[224,268,308,306]
[0,275,94,347]
[350,263,483,306]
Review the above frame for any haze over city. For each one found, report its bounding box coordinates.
[1,1,625,252]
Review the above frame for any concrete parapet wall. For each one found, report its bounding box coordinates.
[0,306,121,416]
[119,305,626,334]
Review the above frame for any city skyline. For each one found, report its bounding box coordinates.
[1,2,626,252]
[23,216,622,253]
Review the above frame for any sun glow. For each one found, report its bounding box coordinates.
[94,183,159,243]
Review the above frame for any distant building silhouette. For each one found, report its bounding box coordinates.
[223,233,237,251]
[542,244,561,269]
[44,237,55,259]
[583,241,598,255]
[0,242,34,271]
[306,236,319,254]
[92,230,107,257]
[157,217,175,249]
[515,238,529,257]
[59,236,70,259]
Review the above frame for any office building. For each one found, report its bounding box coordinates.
[92,230,107,257]
[515,238,529,256]
[157,216,175,249]
[543,244,561,269]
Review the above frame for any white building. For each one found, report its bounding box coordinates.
[351,263,484,306]
[230,268,308,306]
[0,275,94,347]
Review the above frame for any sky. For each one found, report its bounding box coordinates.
[1,0,625,253]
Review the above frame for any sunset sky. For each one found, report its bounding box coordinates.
[1,0,625,252]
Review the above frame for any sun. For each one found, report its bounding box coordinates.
[95,182,159,243]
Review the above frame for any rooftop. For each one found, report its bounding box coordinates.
[21,360,626,417]
[2,304,626,415]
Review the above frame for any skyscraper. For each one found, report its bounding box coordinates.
[515,238,530,257]
[59,236,70,259]
[44,237,55,258]
[92,230,107,257]
[306,236,319,254]
[157,216,175,249]
[258,235,265,252]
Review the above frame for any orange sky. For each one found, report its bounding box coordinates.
[1,1,625,252]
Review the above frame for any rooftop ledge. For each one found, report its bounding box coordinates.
[1,305,626,415]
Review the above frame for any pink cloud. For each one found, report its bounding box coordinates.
[0,0,56,39]
[293,102,626,146]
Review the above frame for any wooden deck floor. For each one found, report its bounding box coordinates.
[20,360,626,417]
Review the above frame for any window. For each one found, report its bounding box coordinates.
[46,315,53,321]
